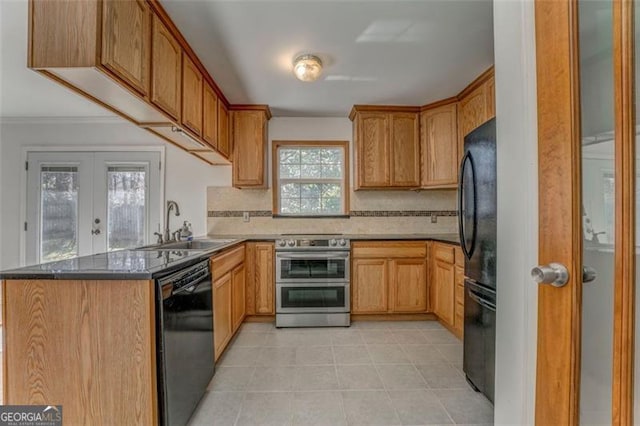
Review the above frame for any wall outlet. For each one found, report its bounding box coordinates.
[430,213,438,223]
[243,212,250,223]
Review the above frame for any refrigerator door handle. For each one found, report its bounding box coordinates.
[458,152,478,259]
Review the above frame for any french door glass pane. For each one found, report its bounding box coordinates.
[579,0,615,423]
[40,166,79,262]
[107,166,146,251]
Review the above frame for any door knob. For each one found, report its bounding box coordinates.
[583,266,597,283]
[531,263,569,287]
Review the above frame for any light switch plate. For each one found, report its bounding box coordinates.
[243,212,250,222]
[431,213,437,223]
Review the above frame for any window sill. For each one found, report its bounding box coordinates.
[272,214,351,219]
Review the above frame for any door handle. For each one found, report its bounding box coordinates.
[531,263,569,287]
[582,266,597,283]
[91,229,101,235]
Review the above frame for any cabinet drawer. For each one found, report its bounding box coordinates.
[212,244,245,280]
[352,241,427,259]
[455,246,464,267]
[433,243,455,263]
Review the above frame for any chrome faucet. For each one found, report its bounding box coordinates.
[164,200,181,242]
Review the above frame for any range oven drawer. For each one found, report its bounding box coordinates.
[276,282,350,313]
[276,251,350,282]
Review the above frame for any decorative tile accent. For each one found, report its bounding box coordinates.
[208,210,272,218]
[208,210,457,218]
[350,210,457,217]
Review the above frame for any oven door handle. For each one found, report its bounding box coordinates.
[276,251,350,259]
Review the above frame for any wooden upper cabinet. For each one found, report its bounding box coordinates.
[351,107,420,189]
[217,102,231,158]
[458,69,495,138]
[150,14,181,120]
[203,84,219,149]
[421,103,458,188]
[28,0,242,167]
[485,75,496,120]
[459,85,487,138]
[181,54,203,136]
[101,0,151,96]
[232,109,269,188]
[357,113,390,188]
[390,113,420,186]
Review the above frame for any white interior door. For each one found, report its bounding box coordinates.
[26,151,163,264]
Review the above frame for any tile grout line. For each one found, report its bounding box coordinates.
[362,330,403,426]
[330,344,349,425]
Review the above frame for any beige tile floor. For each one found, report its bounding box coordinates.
[189,321,493,426]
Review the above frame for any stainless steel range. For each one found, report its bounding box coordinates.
[275,235,351,327]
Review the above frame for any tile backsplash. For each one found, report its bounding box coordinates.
[207,187,458,235]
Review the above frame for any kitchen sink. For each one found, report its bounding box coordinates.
[138,239,237,251]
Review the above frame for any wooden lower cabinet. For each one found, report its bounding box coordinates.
[351,241,428,314]
[430,242,463,338]
[433,259,455,324]
[454,266,465,337]
[211,244,246,360]
[231,263,246,331]
[3,279,157,425]
[214,272,233,360]
[352,258,389,313]
[453,247,465,338]
[245,242,275,315]
[391,258,428,312]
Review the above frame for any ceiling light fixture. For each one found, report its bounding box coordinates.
[293,54,323,82]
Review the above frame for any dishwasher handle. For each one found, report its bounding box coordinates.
[172,272,211,296]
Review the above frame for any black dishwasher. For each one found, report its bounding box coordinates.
[156,260,214,426]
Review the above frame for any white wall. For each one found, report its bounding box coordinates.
[493,0,538,424]
[0,119,231,269]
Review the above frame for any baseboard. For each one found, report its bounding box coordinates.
[244,315,275,323]
[351,313,437,321]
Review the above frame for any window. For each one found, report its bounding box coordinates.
[273,141,349,216]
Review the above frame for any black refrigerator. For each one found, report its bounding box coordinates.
[458,118,496,403]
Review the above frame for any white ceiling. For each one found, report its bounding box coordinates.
[0,0,494,118]
[163,0,494,116]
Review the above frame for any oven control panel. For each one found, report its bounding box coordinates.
[275,237,349,250]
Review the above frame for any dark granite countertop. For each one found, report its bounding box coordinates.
[0,233,459,280]
[206,233,460,245]
[0,239,246,280]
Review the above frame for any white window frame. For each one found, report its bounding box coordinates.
[272,140,350,216]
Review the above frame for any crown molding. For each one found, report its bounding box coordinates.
[0,116,125,125]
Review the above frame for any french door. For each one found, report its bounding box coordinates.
[534,0,638,424]
[25,151,162,264]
